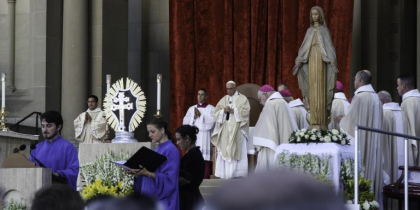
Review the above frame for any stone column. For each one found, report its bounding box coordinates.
[350,0,361,94]
[91,0,103,101]
[417,1,420,86]
[6,0,16,92]
[61,0,88,140]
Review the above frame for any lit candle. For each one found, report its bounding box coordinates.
[106,74,111,93]
[157,74,162,110]
[1,73,5,108]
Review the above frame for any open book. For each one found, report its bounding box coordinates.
[111,146,167,172]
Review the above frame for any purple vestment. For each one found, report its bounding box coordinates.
[29,136,79,189]
[134,140,180,210]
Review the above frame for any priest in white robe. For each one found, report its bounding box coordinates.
[211,81,250,179]
[183,88,215,178]
[74,95,107,143]
[253,85,298,171]
[278,89,292,103]
[340,70,383,199]
[397,74,420,165]
[378,91,410,184]
[329,81,350,129]
[284,89,308,130]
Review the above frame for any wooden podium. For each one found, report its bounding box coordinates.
[1,153,51,209]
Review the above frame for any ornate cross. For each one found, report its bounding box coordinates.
[111,92,133,131]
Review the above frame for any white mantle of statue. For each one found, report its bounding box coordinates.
[274,143,356,192]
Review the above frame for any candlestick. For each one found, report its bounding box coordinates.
[104,74,112,142]
[1,73,5,109]
[106,74,111,92]
[155,74,162,118]
[0,107,8,131]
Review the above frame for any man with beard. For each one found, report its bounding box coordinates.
[29,110,79,189]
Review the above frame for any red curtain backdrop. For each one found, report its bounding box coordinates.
[169,0,353,132]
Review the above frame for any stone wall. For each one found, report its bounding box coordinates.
[0,0,50,129]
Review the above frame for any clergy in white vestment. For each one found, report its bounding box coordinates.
[211,81,250,179]
[253,85,298,171]
[378,91,412,185]
[183,88,215,178]
[287,97,309,130]
[340,70,383,199]
[328,81,350,129]
[74,95,107,143]
[397,74,420,165]
[279,89,293,103]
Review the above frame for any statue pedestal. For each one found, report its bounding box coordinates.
[112,131,137,143]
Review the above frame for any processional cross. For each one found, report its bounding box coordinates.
[111,92,133,131]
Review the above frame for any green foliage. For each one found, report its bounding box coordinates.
[0,198,26,210]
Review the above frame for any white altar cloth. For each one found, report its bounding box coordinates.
[274,143,355,192]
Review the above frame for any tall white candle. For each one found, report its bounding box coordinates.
[106,74,111,93]
[1,73,5,108]
[157,74,162,110]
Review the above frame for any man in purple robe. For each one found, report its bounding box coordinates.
[29,110,79,189]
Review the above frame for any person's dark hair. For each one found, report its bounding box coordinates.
[175,125,199,144]
[41,111,63,131]
[398,74,416,89]
[356,70,372,84]
[31,184,85,210]
[205,170,346,210]
[86,194,158,210]
[277,83,289,90]
[88,95,99,102]
[198,88,208,95]
[148,118,173,140]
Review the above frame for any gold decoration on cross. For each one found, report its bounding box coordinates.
[103,78,147,132]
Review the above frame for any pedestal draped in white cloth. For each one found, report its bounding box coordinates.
[274,143,356,192]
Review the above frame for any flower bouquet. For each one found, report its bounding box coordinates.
[79,151,134,200]
[289,128,350,145]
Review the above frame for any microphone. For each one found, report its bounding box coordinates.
[19,144,26,151]
[29,144,46,168]
[13,144,27,153]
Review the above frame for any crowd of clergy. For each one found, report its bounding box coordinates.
[13,70,420,210]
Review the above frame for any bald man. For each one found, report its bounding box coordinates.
[340,70,383,200]
[378,91,412,187]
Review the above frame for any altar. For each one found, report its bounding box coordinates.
[274,143,356,192]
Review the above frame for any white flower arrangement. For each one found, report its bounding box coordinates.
[289,128,350,145]
[341,158,378,210]
[79,151,134,200]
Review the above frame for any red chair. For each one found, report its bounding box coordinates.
[382,166,420,210]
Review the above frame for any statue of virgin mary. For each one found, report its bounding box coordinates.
[292,6,337,129]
